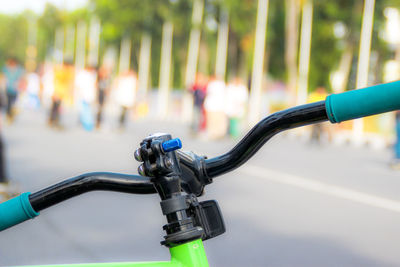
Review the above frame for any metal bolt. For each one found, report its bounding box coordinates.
[161,138,182,153]
[134,148,142,161]
[164,158,173,168]
[138,164,146,176]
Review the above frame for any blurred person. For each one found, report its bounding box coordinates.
[0,134,6,185]
[2,57,24,123]
[263,80,287,115]
[308,87,328,144]
[76,65,97,131]
[41,63,55,108]
[0,138,10,200]
[25,70,41,109]
[0,102,11,196]
[49,61,74,128]
[113,70,137,129]
[190,73,208,134]
[0,76,8,188]
[0,71,7,110]
[0,131,19,199]
[0,109,6,187]
[391,111,400,170]
[204,76,227,139]
[225,77,249,138]
[96,65,112,129]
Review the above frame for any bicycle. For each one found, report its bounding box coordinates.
[1,81,399,267]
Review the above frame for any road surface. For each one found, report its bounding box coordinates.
[0,109,399,267]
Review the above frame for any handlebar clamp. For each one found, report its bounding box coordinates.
[135,133,182,199]
[160,194,225,247]
[135,133,224,247]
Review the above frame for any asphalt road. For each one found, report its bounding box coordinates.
[0,109,400,267]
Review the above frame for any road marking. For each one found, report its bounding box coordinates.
[241,165,400,213]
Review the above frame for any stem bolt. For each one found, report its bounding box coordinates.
[161,138,182,153]
[164,158,173,168]
[134,148,142,161]
[138,164,146,176]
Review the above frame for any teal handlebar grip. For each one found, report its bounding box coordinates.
[0,192,39,231]
[326,80,400,123]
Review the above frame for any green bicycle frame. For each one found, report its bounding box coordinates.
[20,239,209,267]
[0,192,210,267]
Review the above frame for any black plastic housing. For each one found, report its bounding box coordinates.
[190,199,225,241]
[177,150,210,196]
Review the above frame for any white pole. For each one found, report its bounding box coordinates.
[75,21,87,70]
[158,22,174,118]
[74,21,87,106]
[331,47,353,93]
[182,0,204,122]
[54,27,64,64]
[25,16,38,72]
[65,25,75,63]
[87,17,101,67]
[138,33,152,95]
[248,0,269,126]
[296,0,313,105]
[215,8,229,79]
[353,0,375,144]
[285,0,300,105]
[119,36,132,74]
[102,46,117,69]
[27,17,37,48]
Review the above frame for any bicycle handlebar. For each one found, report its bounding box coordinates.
[1,81,399,231]
[326,80,400,123]
[0,173,155,231]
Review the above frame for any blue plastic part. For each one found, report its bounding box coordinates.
[162,138,182,152]
[0,192,39,231]
[326,81,400,123]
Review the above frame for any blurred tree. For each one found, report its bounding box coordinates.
[37,4,64,62]
[92,0,192,88]
[309,0,398,91]
[223,0,257,80]
[267,1,285,80]
[0,0,398,92]
[0,14,27,66]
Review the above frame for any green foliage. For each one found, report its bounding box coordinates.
[37,4,64,61]
[309,1,347,91]
[0,14,27,66]
[267,1,286,80]
[224,0,257,39]
[0,0,399,91]
[93,0,192,87]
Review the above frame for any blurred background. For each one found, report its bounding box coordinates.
[0,0,400,266]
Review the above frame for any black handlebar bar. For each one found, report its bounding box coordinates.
[204,101,328,178]
[29,173,156,211]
